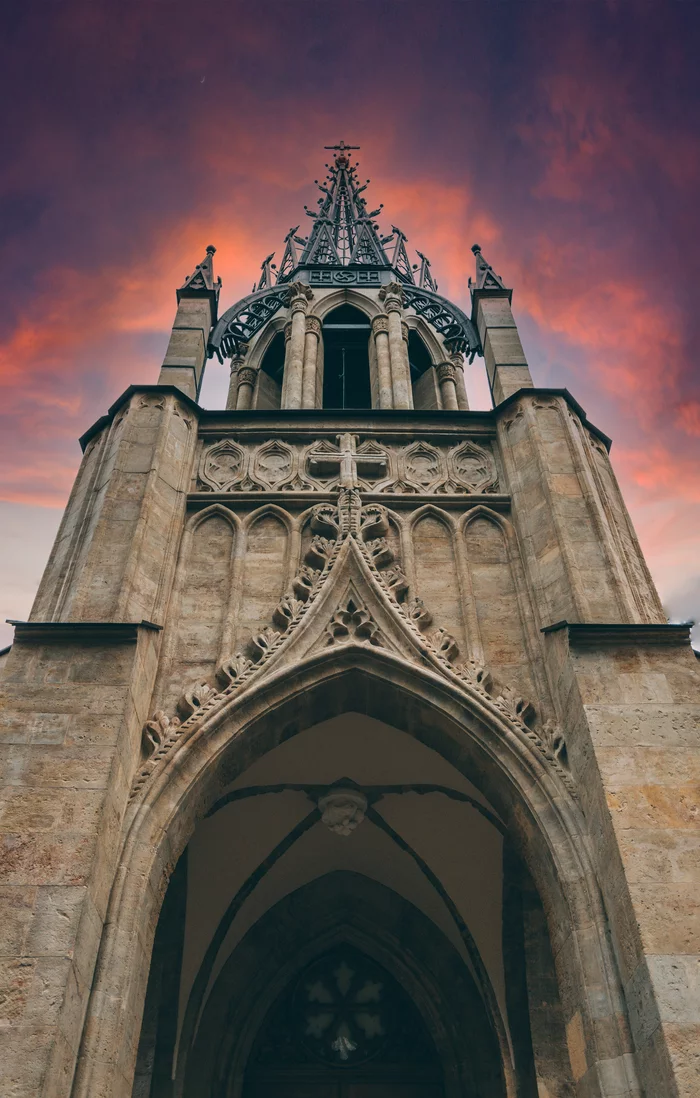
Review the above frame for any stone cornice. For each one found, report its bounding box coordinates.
[187,492,512,511]
[494,388,613,451]
[79,385,202,451]
[541,621,691,647]
[76,386,614,454]
[6,620,162,645]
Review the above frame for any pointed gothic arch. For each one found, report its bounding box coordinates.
[184,873,506,1098]
[71,643,639,1098]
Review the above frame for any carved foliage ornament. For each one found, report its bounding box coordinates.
[135,491,572,800]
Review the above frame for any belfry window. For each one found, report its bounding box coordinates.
[257,331,285,409]
[322,305,372,409]
[408,330,439,410]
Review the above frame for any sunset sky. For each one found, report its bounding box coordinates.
[1,0,699,649]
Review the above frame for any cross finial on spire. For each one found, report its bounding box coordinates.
[324,141,360,153]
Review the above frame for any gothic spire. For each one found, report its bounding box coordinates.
[300,141,390,268]
[469,243,507,291]
[177,245,222,305]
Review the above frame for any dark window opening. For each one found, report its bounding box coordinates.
[260,331,286,386]
[408,330,433,382]
[322,305,372,409]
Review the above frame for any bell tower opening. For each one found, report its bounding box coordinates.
[258,330,285,409]
[322,305,372,409]
[407,330,436,410]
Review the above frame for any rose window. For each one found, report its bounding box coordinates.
[294,951,389,1065]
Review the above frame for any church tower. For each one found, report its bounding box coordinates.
[1,144,698,1098]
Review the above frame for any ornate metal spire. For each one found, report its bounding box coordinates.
[209,146,482,362]
[298,142,391,269]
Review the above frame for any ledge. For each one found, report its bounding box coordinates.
[541,621,692,647]
[187,491,511,511]
[494,388,613,451]
[6,620,162,645]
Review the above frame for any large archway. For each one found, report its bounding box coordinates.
[72,653,639,1098]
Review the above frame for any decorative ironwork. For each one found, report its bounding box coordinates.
[209,286,288,360]
[402,284,480,359]
[209,145,483,361]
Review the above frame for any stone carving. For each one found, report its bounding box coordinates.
[142,710,180,756]
[250,626,283,660]
[177,681,216,720]
[542,719,569,770]
[196,437,498,495]
[447,441,499,493]
[326,596,383,647]
[318,788,368,835]
[404,442,443,489]
[431,627,460,662]
[200,440,247,492]
[406,597,433,630]
[253,440,294,488]
[135,488,573,802]
[216,653,253,688]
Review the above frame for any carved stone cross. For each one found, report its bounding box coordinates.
[307,434,387,488]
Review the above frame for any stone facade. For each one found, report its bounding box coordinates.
[1,147,698,1098]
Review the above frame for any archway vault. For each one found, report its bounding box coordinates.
[185,871,506,1098]
[72,638,641,1098]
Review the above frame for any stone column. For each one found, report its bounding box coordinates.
[157,246,219,400]
[379,281,413,410]
[473,292,533,405]
[225,345,249,410]
[371,313,393,409]
[436,362,459,411]
[302,315,322,408]
[157,298,213,400]
[282,282,313,409]
[450,349,469,410]
[236,366,258,410]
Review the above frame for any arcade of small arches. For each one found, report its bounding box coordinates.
[226,285,470,414]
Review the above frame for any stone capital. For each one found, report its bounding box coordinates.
[286,280,314,314]
[401,320,409,343]
[229,343,249,372]
[237,366,257,388]
[284,321,293,342]
[305,314,322,337]
[379,281,403,312]
[371,313,390,335]
[436,361,457,384]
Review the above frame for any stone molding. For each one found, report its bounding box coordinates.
[542,620,692,647]
[6,619,161,644]
[134,488,574,800]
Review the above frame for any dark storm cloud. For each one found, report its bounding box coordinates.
[0,0,698,613]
